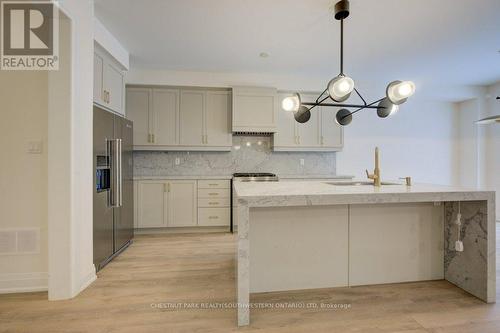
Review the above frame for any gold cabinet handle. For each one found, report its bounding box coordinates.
[163,183,167,192]
[209,216,219,219]
[321,136,324,145]
[152,134,155,143]
[208,192,218,196]
[168,183,171,192]
[208,202,218,205]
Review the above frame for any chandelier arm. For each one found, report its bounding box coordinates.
[339,98,385,120]
[308,95,331,112]
[353,88,367,106]
[302,102,380,109]
[315,88,329,104]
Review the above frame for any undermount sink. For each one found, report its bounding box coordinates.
[325,181,400,186]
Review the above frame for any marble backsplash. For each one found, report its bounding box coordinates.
[134,136,337,177]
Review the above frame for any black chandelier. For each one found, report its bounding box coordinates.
[281,0,415,126]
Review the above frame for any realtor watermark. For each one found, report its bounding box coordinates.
[150,302,352,310]
[1,0,59,70]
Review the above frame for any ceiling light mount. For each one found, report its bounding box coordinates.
[281,0,415,126]
[334,0,350,20]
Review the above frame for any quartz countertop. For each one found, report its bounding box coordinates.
[133,175,233,180]
[233,180,495,207]
[278,174,354,180]
[133,174,353,181]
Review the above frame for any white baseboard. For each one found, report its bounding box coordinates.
[76,266,96,295]
[0,272,48,294]
[135,226,231,235]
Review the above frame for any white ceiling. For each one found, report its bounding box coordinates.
[95,0,500,96]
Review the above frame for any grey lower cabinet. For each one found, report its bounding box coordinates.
[134,179,230,229]
[135,180,197,228]
[197,180,230,226]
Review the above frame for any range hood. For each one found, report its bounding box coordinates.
[476,96,500,125]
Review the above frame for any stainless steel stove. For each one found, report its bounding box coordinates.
[230,173,279,233]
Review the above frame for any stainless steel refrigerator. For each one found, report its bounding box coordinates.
[93,105,134,271]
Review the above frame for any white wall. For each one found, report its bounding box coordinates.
[127,68,328,91]
[0,70,48,293]
[453,82,500,218]
[128,68,460,185]
[47,0,95,300]
[336,97,459,185]
[94,18,129,70]
[0,1,96,298]
[480,83,500,217]
[455,99,480,188]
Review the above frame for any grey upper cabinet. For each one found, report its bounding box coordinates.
[93,43,125,116]
[273,93,344,151]
[206,91,232,148]
[296,94,321,148]
[93,52,105,106]
[273,93,298,148]
[320,106,343,148]
[232,87,278,133]
[126,87,151,146]
[126,86,232,151]
[153,89,178,146]
[179,90,205,146]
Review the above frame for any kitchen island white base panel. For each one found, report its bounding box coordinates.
[249,206,348,293]
[248,203,444,294]
[349,203,444,286]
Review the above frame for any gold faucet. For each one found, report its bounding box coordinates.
[366,147,381,187]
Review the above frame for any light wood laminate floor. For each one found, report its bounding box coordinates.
[1,226,500,333]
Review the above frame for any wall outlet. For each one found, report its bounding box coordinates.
[175,157,181,165]
[300,158,305,166]
[27,140,43,154]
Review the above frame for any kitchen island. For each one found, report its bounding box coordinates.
[233,181,496,326]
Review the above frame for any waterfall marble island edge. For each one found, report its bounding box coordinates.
[233,181,496,327]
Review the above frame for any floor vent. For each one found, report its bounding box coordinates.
[0,229,40,255]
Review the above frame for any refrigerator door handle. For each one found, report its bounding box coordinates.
[109,139,121,208]
[117,138,123,207]
[106,139,115,207]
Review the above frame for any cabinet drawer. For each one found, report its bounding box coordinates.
[198,208,230,226]
[198,188,230,198]
[198,179,230,189]
[198,198,230,208]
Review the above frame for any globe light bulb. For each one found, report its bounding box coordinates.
[386,81,415,105]
[281,93,301,112]
[337,80,351,93]
[327,76,354,102]
[397,82,413,97]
